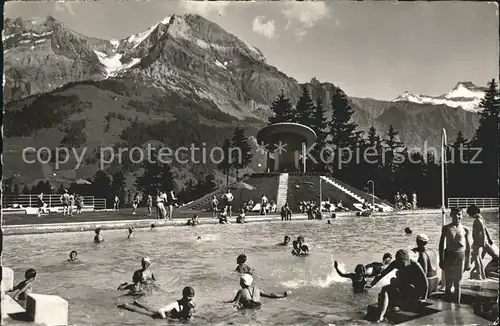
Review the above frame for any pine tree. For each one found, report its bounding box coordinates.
[231,127,253,181]
[22,185,30,194]
[268,90,296,124]
[329,88,358,149]
[295,86,316,126]
[135,151,175,195]
[92,170,112,206]
[328,88,358,174]
[217,138,233,185]
[471,79,499,196]
[381,125,406,196]
[311,97,329,171]
[13,184,20,196]
[57,183,66,194]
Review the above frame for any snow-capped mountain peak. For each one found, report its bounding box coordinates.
[393,82,486,112]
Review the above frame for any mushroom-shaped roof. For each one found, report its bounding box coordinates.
[257,122,317,146]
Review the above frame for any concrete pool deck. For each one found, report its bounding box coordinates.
[1,208,497,236]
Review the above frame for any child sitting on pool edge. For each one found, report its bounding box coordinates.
[8,268,37,306]
[235,254,253,274]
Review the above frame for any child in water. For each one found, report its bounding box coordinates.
[334,261,368,293]
[94,228,104,243]
[225,274,288,310]
[292,236,309,256]
[8,269,37,305]
[127,226,134,239]
[121,286,196,319]
[235,254,253,274]
[279,235,291,246]
[68,250,79,262]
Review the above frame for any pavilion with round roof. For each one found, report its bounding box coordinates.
[256,122,317,173]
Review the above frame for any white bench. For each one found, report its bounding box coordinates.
[26,293,68,325]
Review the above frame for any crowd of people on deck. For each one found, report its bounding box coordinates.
[333,205,498,323]
[5,203,497,324]
[393,191,417,210]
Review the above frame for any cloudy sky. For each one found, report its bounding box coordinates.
[5,1,499,100]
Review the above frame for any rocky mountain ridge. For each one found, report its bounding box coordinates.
[2,14,483,185]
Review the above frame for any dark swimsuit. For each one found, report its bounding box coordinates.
[169,300,194,319]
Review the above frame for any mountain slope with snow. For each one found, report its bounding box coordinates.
[392,81,487,112]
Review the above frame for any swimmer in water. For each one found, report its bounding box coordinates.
[127,226,134,239]
[68,250,79,262]
[118,256,156,293]
[150,223,156,230]
[235,254,253,274]
[123,286,196,319]
[279,235,291,246]
[225,274,288,310]
[94,228,104,243]
[405,227,413,235]
[334,261,368,293]
[292,236,309,255]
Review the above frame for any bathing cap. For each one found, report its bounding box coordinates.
[417,234,429,243]
[240,274,253,286]
[182,286,195,297]
[25,269,37,279]
[395,249,410,262]
[142,256,151,264]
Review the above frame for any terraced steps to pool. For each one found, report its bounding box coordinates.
[287,175,360,211]
[180,174,280,212]
[320,176,395,212]
[276,173,289,208]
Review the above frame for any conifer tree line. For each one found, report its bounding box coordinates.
[267,81,499,206]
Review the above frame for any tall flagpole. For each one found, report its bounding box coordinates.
[440,128,447,290]
[441,128,447,225]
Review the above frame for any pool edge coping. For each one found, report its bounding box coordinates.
[2,208,497,235]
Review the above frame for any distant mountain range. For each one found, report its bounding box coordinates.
[2,14,484,186]
[392,81,486,112]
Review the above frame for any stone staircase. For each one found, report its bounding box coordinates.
[320,176,394,212]
[276,173,289,208]
[320,176,364,204]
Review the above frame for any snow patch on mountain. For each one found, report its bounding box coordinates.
[127,23,158,48]
[110,39,119,50]
[393,82,486,112]
[161,16,171,25]
[94,50,141,77]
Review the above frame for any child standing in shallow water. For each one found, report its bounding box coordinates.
[334,261,368,293]
[94,228,104,243]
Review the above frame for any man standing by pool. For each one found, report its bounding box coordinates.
[439,207,472,303]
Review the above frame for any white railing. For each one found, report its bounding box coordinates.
[2,194,107,210]
[447,198,499,209]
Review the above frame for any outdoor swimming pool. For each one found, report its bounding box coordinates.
[3,212,498,326]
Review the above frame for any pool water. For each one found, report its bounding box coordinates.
[3,212,498,326]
